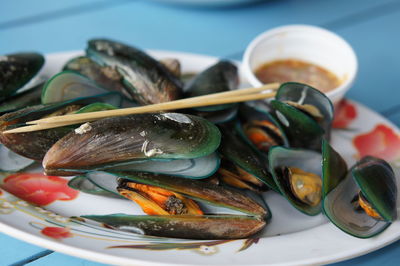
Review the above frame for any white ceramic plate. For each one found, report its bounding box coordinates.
[0,51,399,266]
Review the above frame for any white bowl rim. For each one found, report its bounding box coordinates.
[242,24,358,101]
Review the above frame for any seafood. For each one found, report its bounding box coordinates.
[0,40,397,241]
[86,39,182,105]
[269,146,323,215]
[237,102,288,155]
[184,61,238,111]
[218,124,278,192]
[0,52,45,101]
[0,95,120,160]
[79,171,269,239]
[82,214,266,240]
[322,140,397,238]
[63,56,128,99]
[43,113,221,175]
[270,82,333,150]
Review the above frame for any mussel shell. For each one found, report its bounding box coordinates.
[43,113,221,174]
[270,100,324,151]
[41,71,121,106]
[184,60,238,112]
[269,146,323,215]
[0,105,74,161]
[322,140,396,238]
[82,214,266,240]
[0,95,116,161]
[237,102,288,155]
[0,52,45,100]
[86,171,268,217]
[321,139,348,197]
[275,82,334,135]
[74,102,117,113]
[107,153,220,179]
[159,58,181,78]
[218,124,278,192]
[87,39,182,105]
[63,56,136,100]
[352,156,397,222]
[193,105,238,124]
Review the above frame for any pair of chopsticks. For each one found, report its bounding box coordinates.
[3,82,280,134]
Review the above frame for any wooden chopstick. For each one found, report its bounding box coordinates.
[3,82,279,134]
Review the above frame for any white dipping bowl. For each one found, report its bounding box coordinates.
[242,25,358,104]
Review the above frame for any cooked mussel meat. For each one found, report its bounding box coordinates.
[280,167,322,207]
[243,120,284,153]
[117,178,203,215]
[269,146,323,215]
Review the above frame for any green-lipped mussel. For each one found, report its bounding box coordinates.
[269,146,323,215]
[43,113,221,175]
[237,102,288,156]
[184,60,238,112]
[218,123,278,192]
[86,39,183,105]
[0,95,119,160]
[79,171,269,239]
[322,140,397,238]
[270,82,333,150]
[0,52,45,101]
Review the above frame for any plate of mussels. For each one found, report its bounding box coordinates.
[0,39,399,266]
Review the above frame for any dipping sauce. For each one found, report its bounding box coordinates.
[255,59,341,93]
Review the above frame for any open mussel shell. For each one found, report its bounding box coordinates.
[184,60,238,112]
[322,140,397,238]
[87,39,182,105]
[237,102,288,156]
[270,100,324,151]
[86,171,268,217]
[219,124,278,192]
[353,157,397,221]
[82,214,266,240]
[43,113,221,175]
[41,71,122,107]
[63,56,132,98]
[269,146,323,215]
[275,82,334,135]
[0,52,45,101]
[0,95,119,161]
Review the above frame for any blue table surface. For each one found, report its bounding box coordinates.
[1,0,400,265]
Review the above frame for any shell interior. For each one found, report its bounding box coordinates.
[269,146,323,216]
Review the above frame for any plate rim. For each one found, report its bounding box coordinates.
[0,50,399,266]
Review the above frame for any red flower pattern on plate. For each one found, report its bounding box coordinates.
[353,124,400,162]
[1,173,78,206]
[41,226,72,239]
[333,99,357,129]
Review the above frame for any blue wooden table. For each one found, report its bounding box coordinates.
[1,0,400,265]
